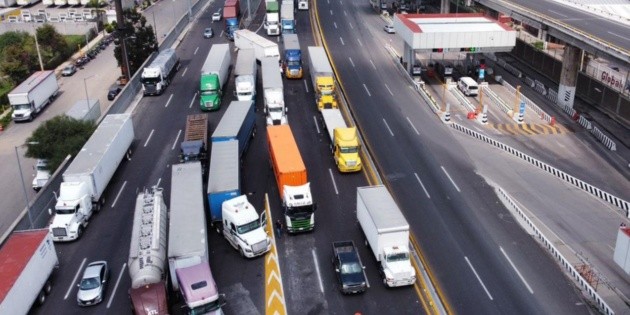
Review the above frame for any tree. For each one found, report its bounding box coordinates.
[114,8,157,78]
[25,115,96,172]
[0,31,38,84]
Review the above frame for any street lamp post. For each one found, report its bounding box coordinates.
[32,24,44,71]
[83,74,96,108]
[15,142,39,229]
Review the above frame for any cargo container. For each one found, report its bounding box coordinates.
[234,29,280,61]
[207,140,240,223]
[211,100,256,157]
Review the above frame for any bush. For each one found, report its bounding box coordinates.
[533,41,544,51]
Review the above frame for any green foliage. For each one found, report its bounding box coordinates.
[533,41,544,51]
[25,115,96,172]
[0,108,12,129]
[113,8,157,77]
[105,23,115,34]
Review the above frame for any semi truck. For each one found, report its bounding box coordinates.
[9,70,59,122]
[222,194,271,258]
[233,49,257,102]
[307,46,338,110]
[179,114,209,166]
[356,186,416,287]
[224,0,240,40]
[267,125,316,233]
[234,29,280,61]
[265,1,280,35]
[207,140,240,223]
[262,57,288,126]
[169,162,224,314]
[0,230,58,314]
[141,48,180,96]
[320,109,362,172]
[282,34,303,79]
[49,114,134,242]
[298,0,308,10]
[280,0,295,34]
[200,44,231,111]
[211,100,256,157]
[128,187,169,315]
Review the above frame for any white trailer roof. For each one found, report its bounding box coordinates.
[393,13,516,53]
[10,71,54,95]
[208,140,239,194]
[321,109,346,142]
[168,162,207,258]
[357,185,409,230]
[283,34,300,51]
[202,44,230,74]
[262,57,283,89]
[64,114,131,176]
[212,100,253,139]
[235,49,256,76]
[235,29,277,49]
[307,46,333,74]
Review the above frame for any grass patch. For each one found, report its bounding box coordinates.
[65,35,87,55]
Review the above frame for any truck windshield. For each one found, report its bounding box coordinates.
[201,89,218,95]
[339,146,359,154]
[386,252,409,262]
[188,299,222,315]
[12,104,30,110]
[287,60,300,67]
[321,86,334,94]
[268,106,283,113]
[237,91,252,97]
[56,205,78,215]
[341,262,362,275]
[286,204,314,216]
[237,219,261,234]
[141,77,161,85]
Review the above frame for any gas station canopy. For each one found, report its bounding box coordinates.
[393,14,516,53]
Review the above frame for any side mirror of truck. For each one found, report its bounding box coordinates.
[48,208,52,215]
[335,268,339,273]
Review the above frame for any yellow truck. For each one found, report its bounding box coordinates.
[307,46,338,110]
[321,109,362,172]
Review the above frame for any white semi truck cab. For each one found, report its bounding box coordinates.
[222,195,271,258]
[283,183,315,232]
[49,182,94,241]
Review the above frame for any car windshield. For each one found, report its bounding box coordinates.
[341,262,362,275]
[237,219,260,234]
[64,67,73,71]
[79,277,100,290]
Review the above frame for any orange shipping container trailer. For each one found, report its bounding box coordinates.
[266,125,307,199]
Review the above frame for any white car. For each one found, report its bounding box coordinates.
[212,11,221,22]
[384,25,395,34]
[77,261,109,306]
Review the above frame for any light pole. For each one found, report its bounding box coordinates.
[83,74,96,108]
[15,141,39,229]
[32,24,44,71]
[122,36,135,81]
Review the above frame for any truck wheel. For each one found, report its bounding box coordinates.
[252,126,257,138]
[44,279,52,294]
[77,226,84,239]
[37,290,46,305]
[239,246,246,258]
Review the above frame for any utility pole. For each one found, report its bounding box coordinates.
[114,0,130,82]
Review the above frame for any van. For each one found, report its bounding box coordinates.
[458,77,479,96]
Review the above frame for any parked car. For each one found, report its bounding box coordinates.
[204,27,214,38]
[384,24,395,34]
[107,85,122,101]
[61,65,77,76]
[212,11,221,22]
[77,261,109,306]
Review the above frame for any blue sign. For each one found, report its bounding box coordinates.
[479,68,485,80]
[519,101,526,115]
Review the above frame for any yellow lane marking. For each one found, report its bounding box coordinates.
[264,194,287,315]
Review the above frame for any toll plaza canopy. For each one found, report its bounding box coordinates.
[393,13,516,53]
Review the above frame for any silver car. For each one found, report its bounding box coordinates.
[77,261,109,306]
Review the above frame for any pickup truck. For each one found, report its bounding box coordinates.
[332,241,367,294]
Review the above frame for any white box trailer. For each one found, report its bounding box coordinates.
[66,99,101,122]
[0,230,58,314]
[307,46,334,92]
[262,57,287,125]
[168,162,208,290]
[9,70,59,122]
[234,29,280,61]
[62,114,134,203]
[321,109,346,143]
[356,185,416,287]
[234,49,258,102]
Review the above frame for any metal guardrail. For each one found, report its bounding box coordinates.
[495,186,614,315]
[450,122,630,216]
[482,84,511,114]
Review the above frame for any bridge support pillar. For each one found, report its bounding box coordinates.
[558,45,580,108]
[403,42,413,74]
[538,28,547,41]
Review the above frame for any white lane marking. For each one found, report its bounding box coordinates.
[304,79,309,93]
[328,168,339,194]
[414,173,430,199]
[608,31,630,41]
[385,84,393,96]
[349,22,353,29]
[500,247,534,294]
[441,166,460,192]
[181,66,188,77]
[406,117,419,135]
[172,129,182,150]
[362,83,371,96]
[189,92,197,108]
[312,249,325,293]
[313,116,321,134]
[330,9,333,15]
[383,118,394,136]
[465,256,493,300]
[144,129,155,147]
[65,258,87,300]
[156,177,162,187]
[220,30,224,37]
[344,10,347,16]
[357,38,362,46]
[327,0,329,3]
[334,22,337,29]
[349,57,355,67]
[164,93,173,107]
[194,46,199,55]
[111,181,127,208]
[548,9,567,18]
[340,37,345,45]
[370,59,376,69]
[107,263,128,308]
[340,0,343,4]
